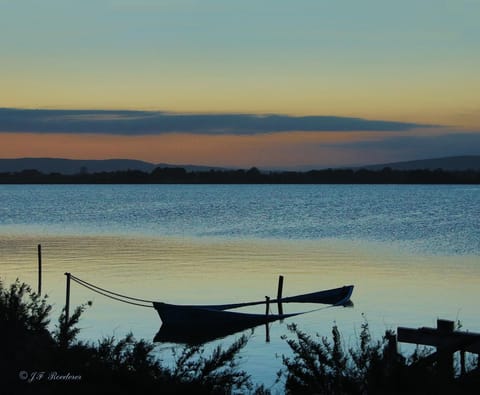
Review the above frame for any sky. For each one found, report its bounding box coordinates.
[1,0,479,168]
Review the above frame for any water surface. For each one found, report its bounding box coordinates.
[0,184,478,388]
[1,184,478,254]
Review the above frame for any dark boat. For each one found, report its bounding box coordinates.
[154,301,302,327]
[153,285,353,327]
[64,273,354,344]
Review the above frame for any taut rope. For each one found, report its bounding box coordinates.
[69,274,154,308]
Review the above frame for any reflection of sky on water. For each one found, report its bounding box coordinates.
[1,235,478,387]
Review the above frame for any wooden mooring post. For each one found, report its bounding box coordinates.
[37,244,42,295]
[277,275,284,315]
[265,296,270,316]
[397,319,480,377]
[265,296,271,342]
[437,319,455,378]
[65,272,71,323]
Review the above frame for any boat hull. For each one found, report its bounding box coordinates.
[153,285,354,326]
[153,302,298,327]
[152,285,354,343]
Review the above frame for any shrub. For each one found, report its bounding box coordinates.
[1,278,266,395]
[280,319,479,395]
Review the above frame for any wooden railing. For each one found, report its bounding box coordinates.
[397,319,480,377]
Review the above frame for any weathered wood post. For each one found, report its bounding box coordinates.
[437,319,454,379]
[460,350,466,376]
[37,244,42,294]
[65,272,71,323]
[265,323,270,343]
[277,275,284,315]
[265,296,271,342]
[385,331,398,361]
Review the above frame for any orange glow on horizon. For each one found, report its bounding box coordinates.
[0,131,405,168]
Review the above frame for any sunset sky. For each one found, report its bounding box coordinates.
[1,0,479,168]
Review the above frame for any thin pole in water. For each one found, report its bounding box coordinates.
[265,296,271,342]
[65,272,71,322]
[277,275,284,315]
[37,244,42,294]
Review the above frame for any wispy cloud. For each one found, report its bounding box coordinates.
[0,108,433,135]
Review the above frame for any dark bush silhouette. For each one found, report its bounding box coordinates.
[0,278,267,395]
[2,278,479,394]
[280,320,479,395]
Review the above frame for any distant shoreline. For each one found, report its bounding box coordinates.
[1,167,479,184]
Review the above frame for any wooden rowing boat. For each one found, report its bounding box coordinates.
[64,273,354,344]
[153,285,353,327]
[154,302,301,327]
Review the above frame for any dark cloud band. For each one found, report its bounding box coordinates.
[325,132,480,159]
[0,108,431,135]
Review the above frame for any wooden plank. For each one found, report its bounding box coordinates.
[398,320,480,379]
[398,327,480,353]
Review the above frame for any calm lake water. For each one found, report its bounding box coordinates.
[1,184,479,389]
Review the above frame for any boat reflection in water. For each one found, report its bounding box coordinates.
[153,285,354,344]
[154,316,274,345]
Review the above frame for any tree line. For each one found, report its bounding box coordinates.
[1,166,480,184]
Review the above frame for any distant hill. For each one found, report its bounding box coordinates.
[1,155,479,175]
[0,158,223,174]
[361,156,480,171]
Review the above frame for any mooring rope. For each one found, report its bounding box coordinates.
[69,274,154,308]
[68,274,352,313]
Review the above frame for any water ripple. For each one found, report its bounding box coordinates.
[0,184,478,255]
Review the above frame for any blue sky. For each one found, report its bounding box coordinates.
[0,0,479,167]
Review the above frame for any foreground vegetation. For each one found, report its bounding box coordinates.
[280,322,479,394]
[1,279,266,394]
[1,278,479,394]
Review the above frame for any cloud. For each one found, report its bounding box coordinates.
[326,132,480,160]
[0,108,432,135]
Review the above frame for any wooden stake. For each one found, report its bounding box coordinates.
[265,296,271,343]
[437,319,454,379]
[65,272,71,323]
[277,275,284,315]
[385,331,398,362]
[37,244,42,295]
[460,350,466,376]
